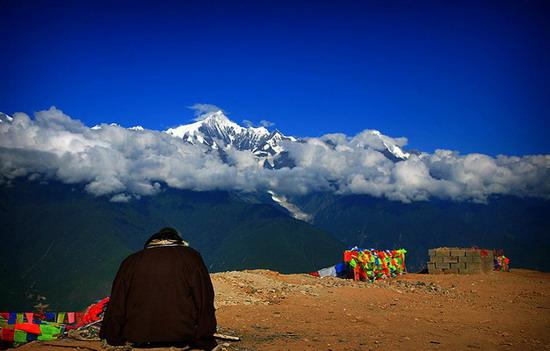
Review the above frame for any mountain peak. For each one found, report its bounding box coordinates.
[164,112,406,165]
[166,111,241,139]
[199,110,230,123]
[0,112,13,123]
[199,110,243,131]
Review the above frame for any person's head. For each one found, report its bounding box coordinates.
[144,227,186,248]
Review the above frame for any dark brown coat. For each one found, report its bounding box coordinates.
[99,246,217,349]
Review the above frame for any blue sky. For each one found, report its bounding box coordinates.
[1,0,548,155]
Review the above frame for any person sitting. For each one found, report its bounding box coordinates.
[99,227,217,350]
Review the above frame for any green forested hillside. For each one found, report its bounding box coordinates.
[2,181,548,311]
[298,194,550,272]
[0,181,344,310]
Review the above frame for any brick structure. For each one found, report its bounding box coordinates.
[427,247,494,274]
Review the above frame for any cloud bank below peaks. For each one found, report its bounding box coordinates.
[0,107,548,203]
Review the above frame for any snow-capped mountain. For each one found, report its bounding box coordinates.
[164,110,411,222]
[368,130,410,159]
[0,113,13,123]
[0,109,409,165]
[165,110,297,168]
[164,110,409,167]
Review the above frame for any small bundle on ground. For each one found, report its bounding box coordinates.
[310,247,407,282]
[427,247,504,274]
[494,255,511,271]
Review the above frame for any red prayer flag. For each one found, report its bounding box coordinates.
[76,297,109,328]
[1,327,15,341]
[14,323,41,335]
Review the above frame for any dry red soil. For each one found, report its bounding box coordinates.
[13,268,550,351]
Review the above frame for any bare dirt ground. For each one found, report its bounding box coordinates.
[12,269,550,351]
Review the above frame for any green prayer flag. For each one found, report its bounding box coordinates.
[39,324,61,336]
[14,330,27,343]
[37,334,57,341]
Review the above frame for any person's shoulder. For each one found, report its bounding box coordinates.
[179,246,205,260]
[120,250,145,266]
[181,245,198,253]
[180,245,200,256]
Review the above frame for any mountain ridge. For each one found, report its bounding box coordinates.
[163,110,409,169]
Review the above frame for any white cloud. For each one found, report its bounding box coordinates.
[242,119,254,127]
[189,103,224,120]
[0,107,548,203]
[260,120,274,128]
[241,119,275,129]
[110,193,135,203]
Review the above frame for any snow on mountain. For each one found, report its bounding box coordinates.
[268,191,312,222]
[164,110,409,166]
[0,113,13,123]
[366,130,410,160]
[165,110,245,144]
[90,124,144,131]
[91,123,122,130]
[1,109,408,168]
[165,110,297,165]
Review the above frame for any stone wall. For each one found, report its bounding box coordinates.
[427,247,494,274]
